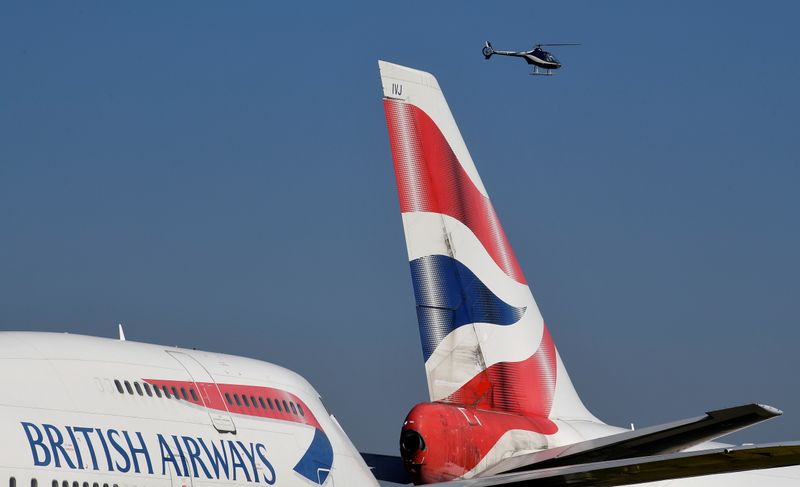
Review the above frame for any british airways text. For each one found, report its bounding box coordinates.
[22,422,276,484]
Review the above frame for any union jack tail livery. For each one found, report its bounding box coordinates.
[379,60,598,482]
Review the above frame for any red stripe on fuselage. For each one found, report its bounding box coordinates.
[143,379,321,430]
[384,99,527,284]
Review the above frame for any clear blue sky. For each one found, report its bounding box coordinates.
[1,1,798,455]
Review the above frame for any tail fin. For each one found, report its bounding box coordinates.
[378,60,597,423]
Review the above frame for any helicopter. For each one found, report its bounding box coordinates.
[482,40,580,75]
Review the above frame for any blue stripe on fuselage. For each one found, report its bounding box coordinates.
[292,428,333,484]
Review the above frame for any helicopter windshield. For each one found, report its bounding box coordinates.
[534,48,558,63]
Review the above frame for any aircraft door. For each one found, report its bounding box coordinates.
[166,351,236,433]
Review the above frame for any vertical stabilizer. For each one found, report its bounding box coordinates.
[379,60,597,423]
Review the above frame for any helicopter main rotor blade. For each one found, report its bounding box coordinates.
[535,43,582,47]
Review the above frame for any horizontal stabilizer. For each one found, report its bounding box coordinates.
[435,442,800,486]
[486,403,782,475]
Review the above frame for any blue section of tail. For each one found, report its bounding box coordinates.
[293,428,333,484]
[410,254,526,361]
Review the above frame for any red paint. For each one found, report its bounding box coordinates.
[400,327,558,483]
[143,379,321,430]
[401,402,556,484]
[445,325,557,420]
[384,99,527,285]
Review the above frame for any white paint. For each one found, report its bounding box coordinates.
[402,212,532,307]
[0,332,378,487]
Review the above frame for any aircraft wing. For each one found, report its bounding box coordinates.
[433,443,800,486]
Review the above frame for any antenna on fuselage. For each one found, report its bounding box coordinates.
[118,323,126,341]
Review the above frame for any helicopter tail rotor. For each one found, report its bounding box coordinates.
[482,41,494,59]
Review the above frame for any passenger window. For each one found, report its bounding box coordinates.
[290,402,298,415]
[62,480,68,487]
[93,483,99,487]
[30,480,36,487]
[258,397,266,409]
[72,481,78,487]
[234,394,242,406]
[114,380,123,393]
[251,396,258,408]
[143,383,152,397]
[180,388,188,400]
[153,385,162,398]
[190,389,199,402]
[83,482,89,487]
[267,398,274,410]
[10,478,15,487]
[225,393,232,405]
[242,395,250,407]
[297,404,305,417]
[134,382,143,396]
[275,400,282,412]
[103,484,108,487]
[51,481,56,487]
[124,381,133,395]
[282,400,289,412]
[171,387,179,399]
[162,385,170,398]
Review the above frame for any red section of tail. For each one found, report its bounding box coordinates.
[384,99,527,284]
[446,326,557,420]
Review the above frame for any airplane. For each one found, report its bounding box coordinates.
[482,41,579,75]
[0,59,797,487]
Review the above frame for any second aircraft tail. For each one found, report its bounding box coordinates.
[379,60,597,424]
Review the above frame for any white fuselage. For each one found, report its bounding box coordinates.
[0,332,379,487]
[2,330,798,487]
